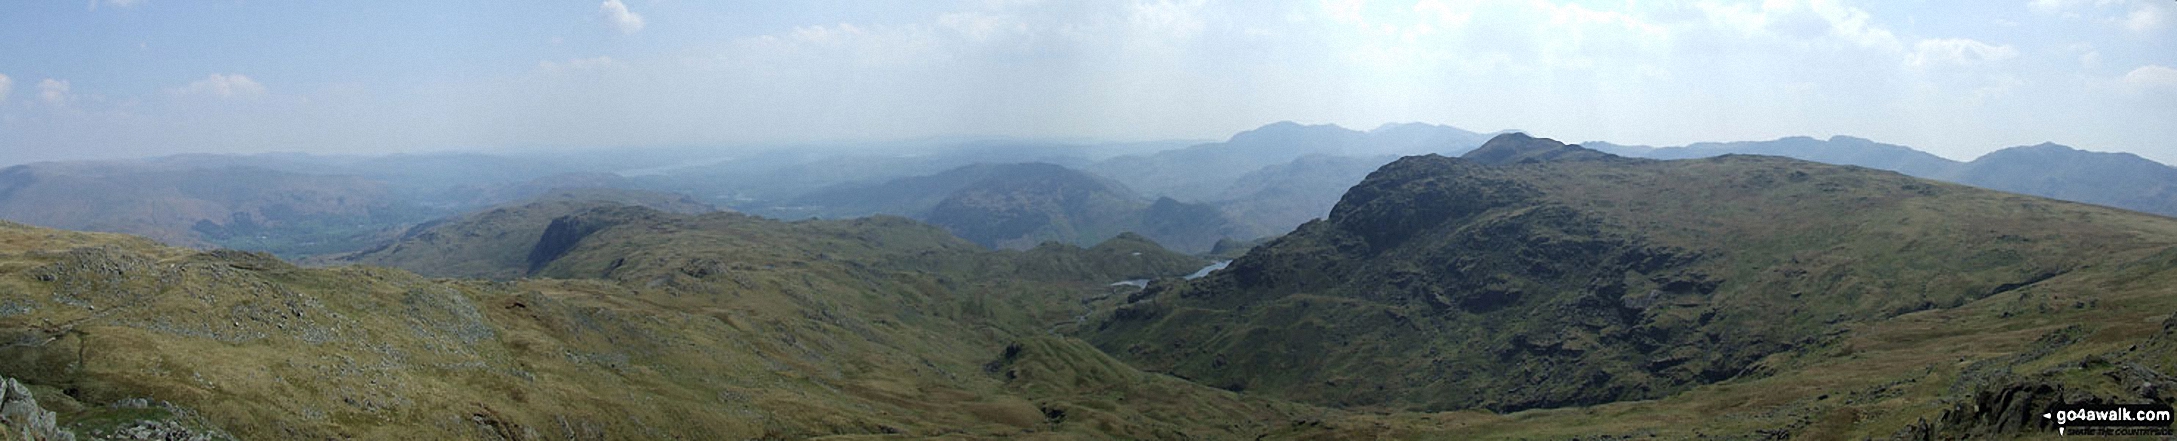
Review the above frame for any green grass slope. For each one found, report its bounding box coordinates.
[323,188,714,279]
[0,208,1343,439]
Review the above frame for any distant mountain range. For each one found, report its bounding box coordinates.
[5,122,2177,264]
[1086,121,1493,203]
[1589,136,2177,217]
[753,162,1246,253]
[0,161,425,255]
[748,122,1502,251]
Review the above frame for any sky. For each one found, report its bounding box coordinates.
[1,0,2173,165]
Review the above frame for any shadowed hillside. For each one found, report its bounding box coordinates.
[326,188,717,279]
[1088,134,2177,437]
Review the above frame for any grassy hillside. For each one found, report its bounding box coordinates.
[0,209,1374,439]
[324,188,715,279]
[1087,134,2177,436]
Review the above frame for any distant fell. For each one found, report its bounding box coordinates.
[1459,132,1618,165]
[0,161,427,256]
[1087,121,1488,202]
[753,162,1249,253]
[328,188,715,279]
[921,163,1244,252]
[1591,136,2177,218]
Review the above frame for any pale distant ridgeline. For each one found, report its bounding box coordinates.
[0,154,689,260]
[1589,136,2177,218]
[0,160,407,251]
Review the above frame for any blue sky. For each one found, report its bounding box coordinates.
[2,0,2173,165]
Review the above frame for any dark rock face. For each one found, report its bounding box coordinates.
[1093,149,1735,412]
[527,207,658,273]
[1327,155,1540,250]
[0,377,72,441]
[1895,323,2177,439]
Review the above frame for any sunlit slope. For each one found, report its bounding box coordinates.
[1087,134,2177,436]
[0,213,1365,439]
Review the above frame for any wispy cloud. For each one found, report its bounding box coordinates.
[37,79,70,105]
[2124,65,2177,90]
[2123,3,2172,32]
[538,56,622,72]
[600,0,645,35]
[1909,38,2018,68]
[172,74,267,99]
[86,0,143,12]
[0,74,11,102]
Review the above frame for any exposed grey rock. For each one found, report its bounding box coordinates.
[100,419,217,441]
[0,377,75,441]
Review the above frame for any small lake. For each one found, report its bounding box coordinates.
[1184,260,1231,280]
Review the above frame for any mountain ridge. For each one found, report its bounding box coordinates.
[1088,134,2177,418]
[1588,136,2177,218]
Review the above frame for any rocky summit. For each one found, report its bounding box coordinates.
[1087,134,2177,437]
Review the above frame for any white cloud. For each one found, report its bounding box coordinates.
[2123,65,2177,89]
[1128,0,1208,39]
[2029,0,2171,32]
[1908,38,2018,67]
[2123,3,2172,32]
[1412,0,1476,27]
[86,0,143,11]
[0,74,10,102]
[937,12,1026,42]
[1974,75,2025,100]
[600,0,645,35]
[172,74,267,99]
[539,56,622,72]
[37,79,70,104]
[2031,0,2125,14]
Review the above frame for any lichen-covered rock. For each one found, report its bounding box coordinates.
[0,377,74,441]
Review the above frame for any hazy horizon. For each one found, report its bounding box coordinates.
[3,1,2173,165]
